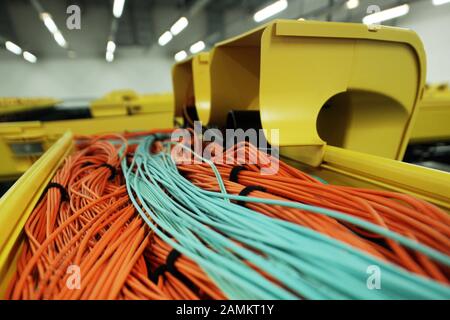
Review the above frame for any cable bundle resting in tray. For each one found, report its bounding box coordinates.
[122,133,450,299]
[6,130,450,299]
[6,133,224,300]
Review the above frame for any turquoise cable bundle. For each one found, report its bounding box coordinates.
[121,134,450,299]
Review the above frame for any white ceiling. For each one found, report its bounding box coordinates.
[0,0,421,61]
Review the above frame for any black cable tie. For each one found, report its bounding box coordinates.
[150,265,167,284]
[97,163,116,181]
[81,161,94,168]
[45,182,69,202]
[229,166,246,183]
[237,185,266,207]
[149,249,197,292]
[166,249,181,275]
[165,249,197,292]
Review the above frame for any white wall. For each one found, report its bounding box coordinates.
[0,47,174,99]
[0,1,208,100]
[397,1,450,83]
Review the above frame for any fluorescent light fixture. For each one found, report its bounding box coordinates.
[39,12,70,50]
[53,31,67,48]
[5,41,22,55]
[363,4,409,24]
[170,17,189,36]
[40,13,58,34]
[106,51,114,62]
[432,0,450,5]
[189,41,205,54]
[107,40,116,53]
[174,50,188,62]
[253,0,288,23]
[346,0,359,10]
[113,0,126,18]
[23,51,37,63]
[158,31,173,46]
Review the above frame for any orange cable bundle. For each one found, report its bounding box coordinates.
[5,133,449,299]
[177,142,450,285]
[5,134,223,300]
[146,236,227,300]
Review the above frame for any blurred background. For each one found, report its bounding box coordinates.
[0,0,449,100]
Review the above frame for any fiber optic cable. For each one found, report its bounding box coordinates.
[179,142,450,283]
[8,131,450,300]
[122,134,450,299]
[6,134,222,300]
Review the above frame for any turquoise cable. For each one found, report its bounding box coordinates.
[174,141,450,267]
[121,134,450,300]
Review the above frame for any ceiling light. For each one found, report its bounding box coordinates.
[170,17,189,36]
[253,0,288,23]
[432,0,450,5]
[40,13,58,34]
[106,51,114,62]
[23,51,37,63]
[107,40,116,53]
[53,31,68,48]
[346,0,359,10]
[37,11,69,50]
[158,31,173,46]
[113,0,126,18]
[189,41,205,54]
[362,4,410,24]
[5,41,22,55]
[174,50,188,62]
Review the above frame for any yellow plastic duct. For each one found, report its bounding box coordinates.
[208,20,426,165]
